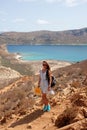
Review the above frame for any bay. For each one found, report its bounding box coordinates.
[7,45,87,62]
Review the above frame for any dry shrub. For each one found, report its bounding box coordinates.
[82,75,87,86]
[70,92,87,107]
[84,87,87,96]
[71,81,81,88]
[55,105,79,128]
[81,121,87,130]
[0,79,35,124]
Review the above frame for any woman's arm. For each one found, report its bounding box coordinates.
[38,74,41,87]
[48,70,52,88]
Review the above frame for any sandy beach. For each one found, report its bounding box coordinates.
[15,54,72,74]
[29,60,72,75]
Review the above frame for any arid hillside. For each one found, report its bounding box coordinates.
[0,33,87,130]
[0,59,87,130]
[0,66,21,89]
[0,27,87,44]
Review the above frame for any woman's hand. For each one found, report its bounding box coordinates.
[38,82,40,87]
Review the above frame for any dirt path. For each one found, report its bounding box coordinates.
[1,102,66,130]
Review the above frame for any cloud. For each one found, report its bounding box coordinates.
[65,0,87,7]
[37,19,49,25]
[17,0,87,6]
[46,0,87,7]
[18,0,37,2]
[46,0,61,3]
[65,0,78,7]
[12,18,26,23]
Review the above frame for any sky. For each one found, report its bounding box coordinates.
[0,0,87,32]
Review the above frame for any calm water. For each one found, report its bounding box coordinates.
[7,45,87,62]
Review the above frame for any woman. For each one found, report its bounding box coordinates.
[38,61,52,112]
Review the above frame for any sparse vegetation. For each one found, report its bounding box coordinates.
[0,56,34,76]
[0,77,35,124]
[55,89,87,128]
[55,106,79,128]
[0,45,87,129]
[70,92,87,107]
[0,28,87,44]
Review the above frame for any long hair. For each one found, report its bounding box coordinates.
[43,61,50,71]
[43,61,50,81]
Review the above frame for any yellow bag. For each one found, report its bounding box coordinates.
[34,87,41,96]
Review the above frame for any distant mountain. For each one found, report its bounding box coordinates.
[0,27,87,44]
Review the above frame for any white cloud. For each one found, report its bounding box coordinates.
[17,0,87,6]
[46,0,87,6]
[12,18,26,23]
[46,0,61,3]
[65,0,87,7]
[65,0,78,7]
[37,19,49,25]
[18,0,37,2]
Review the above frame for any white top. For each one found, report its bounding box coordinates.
[39,70,48,93]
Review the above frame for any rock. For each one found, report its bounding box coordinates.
[19,110,26,116]
[63,86,71,96]
[82,75,87,85]
[0,66,21,89]
[0,117,6,124]
[0,66,21,79]
[81,107,87,118]
[50,98,57,107]
[27,123,32,129]
[55,105,79,128]
[70,92,87,107]
[10,114,17,119]
[73,113,84,122]
[71,81,81,88]
[51,117,56,123]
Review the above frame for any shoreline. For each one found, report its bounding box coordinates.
[7,43,87,46]
[7,44,87,63]
[13,54,72,74]
[14,50,75,64]
[0,44,73,75]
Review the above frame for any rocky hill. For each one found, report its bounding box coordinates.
[0,40,87,130]
[0,60,87,130]
[0,66,21,89]
[0,27,87,44]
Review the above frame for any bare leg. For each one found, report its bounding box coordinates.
[42,93,48,105]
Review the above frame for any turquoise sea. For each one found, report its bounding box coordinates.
[7,45,87,62]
